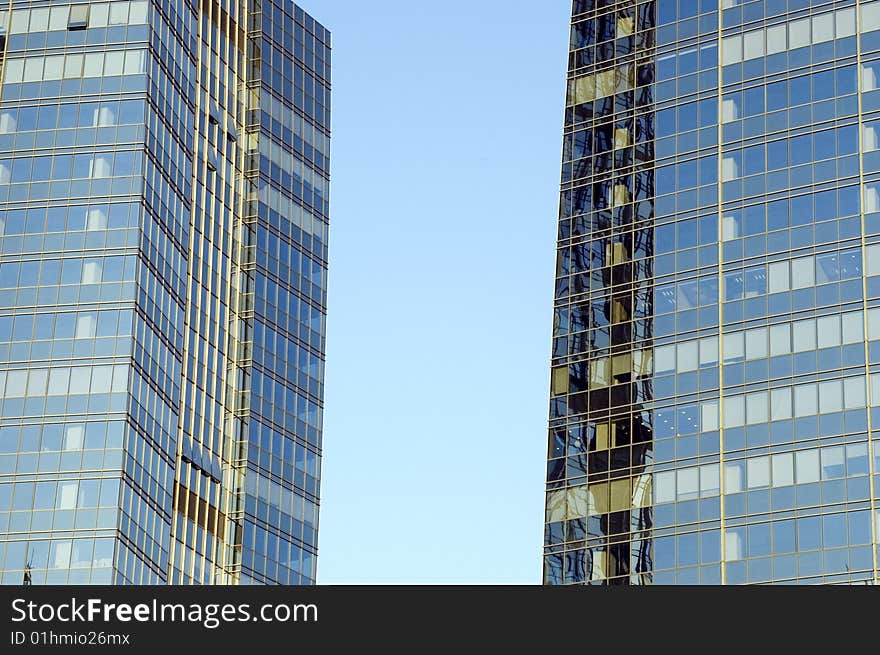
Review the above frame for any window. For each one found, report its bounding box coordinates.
[724,395,745,428]
[725,461,745,494]
[769,324,791,356]
[766,24,786,55]
[843,377,866,409]
[791,256,815,289]
[745,328,767,359]
[678,341,698,372]
[747,456,770,488]
[746,391,768,425]
[864,1,880,33]
[794,384,817,417]
[700,464,720,496]
[57,481,78,509]
[771,453,794,487]
[723,331,744,362]
[812,13,834,43]
[68,5,89,30]
[789,18,811,49]
[722,35,742,65]
[701,401,719,431]
[795,449,820,484]
[742,31,763,61]
[818,380,842,414]
[816,315,841,348]
[677,467,699,501]
[700,337,718,366]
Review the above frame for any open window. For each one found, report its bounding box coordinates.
[68,5,89,30]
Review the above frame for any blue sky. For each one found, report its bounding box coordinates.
[298,1,571,583]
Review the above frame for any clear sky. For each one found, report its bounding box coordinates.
[297,0,571,584]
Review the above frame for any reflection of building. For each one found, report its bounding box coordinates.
[545,2,880,585]
[0,2,329,585]
[545,2,656,585]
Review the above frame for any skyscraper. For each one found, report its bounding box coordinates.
[545,0,880,585]
[0,1,329,585]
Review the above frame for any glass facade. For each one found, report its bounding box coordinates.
[545,0,880,584]
[0,0,329,585]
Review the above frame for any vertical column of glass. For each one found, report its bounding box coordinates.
[709,0,877,585]
[239,0,328,585]
[168,0,248,586]
[544,0,656,586]
[118,0,194,583]
[648,0,726,586]
[0,2,149,584]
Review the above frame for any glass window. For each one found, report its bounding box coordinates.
[700,464,720,496]
[724,527,744,561]
[678,341,698,372]
[745,328,767,360]
[789,17,811,49]
[47,368,69,396]
[812,13,834,43]
[768,261,789,293]
[843,377,866,409]
[769,324,791,356]
[700,337,718,366]
[816,315,841,348]
[723,331,744,361]
[747,456,770,488]
[701,401,719,431]
[655,471,675,504]
[57,481,78,509]
[49,6,69,31]
[842,312,864,344]
[792,319,817,352]
[868,245,880,276]
[795,449,820,484]
[91,366,113,394]
[724,395,745,428]
[794,383,817,417]
[722,35,742,65]
[791,256,815,289]
[743,30,764,60]
[836,7,856,38]
[655,344,676,373]
[724,461,745,494]
[818,380,842,414]
[677,467,699,500]
[863,1,880,32]
[746,391,768,424]
[821,446,845,480]
[766,24,786,55]
[771,453,794,487]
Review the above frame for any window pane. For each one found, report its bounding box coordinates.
[816,315,841,348]
[791,256,815,289]
[746,391,768,424]
[771,453,794,487]
[769,324,791,356]
[789,18,811,48]
[843,377,866,409]
[818,380,842,414]
[795,449,820,484]
[678,341,698,372]
[745,328,767,360]
[792,319,817,352]
[794,383,817,417]
[770,388,792,420]
[724,395,745,428]
[747,456,770,488]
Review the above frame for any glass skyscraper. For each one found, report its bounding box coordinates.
[0,1,329,585]
[545,0,880,584]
